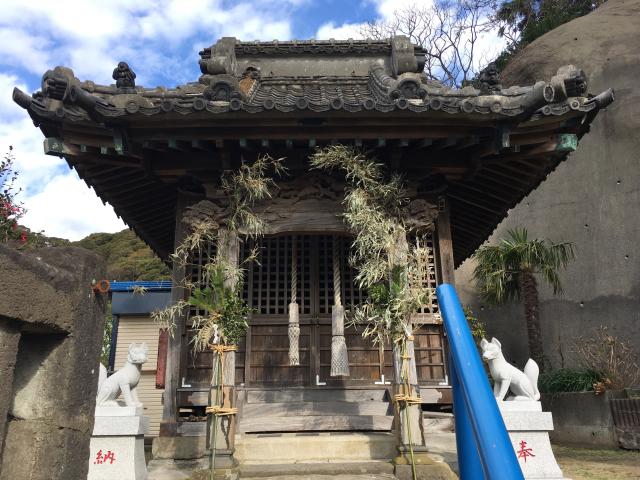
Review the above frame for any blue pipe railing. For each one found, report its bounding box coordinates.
[436,284,524,480]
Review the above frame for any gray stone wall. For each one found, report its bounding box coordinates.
[455,0,640,369]
[0,246,106,480]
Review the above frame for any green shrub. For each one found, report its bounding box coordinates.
[538,368,603,393]
[463,306,486,343]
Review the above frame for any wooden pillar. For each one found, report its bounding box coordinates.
[159,194,188,437]
[437,197,456,394]
[436,196,455,286]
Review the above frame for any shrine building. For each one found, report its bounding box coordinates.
[13,36,613,470]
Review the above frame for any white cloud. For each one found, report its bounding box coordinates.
[1,0,299,240]
[316,22,364,40]
[20,173,126,240]
[0,72,126,239]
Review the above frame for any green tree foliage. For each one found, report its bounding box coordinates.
[492,0,606,70]
[464,306,487,343]
[73,229,170,280]
[538,368,602,393]
[473,228,575,370]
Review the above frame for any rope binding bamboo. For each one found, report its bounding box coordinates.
[207,343,239,416]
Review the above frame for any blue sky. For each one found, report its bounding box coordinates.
[0,0,502,240]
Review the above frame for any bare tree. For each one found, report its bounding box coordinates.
[361,0,495,87]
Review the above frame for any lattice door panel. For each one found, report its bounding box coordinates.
[317,235,365,313]
[414,231,439,315]
[243,235,312,315]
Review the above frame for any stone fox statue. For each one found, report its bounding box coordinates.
[480,337,540,401]
[97,343,148,407]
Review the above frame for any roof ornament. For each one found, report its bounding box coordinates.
[41,66,78,101]
[199,37,237,76]
[202,74,245,104]
[113,62,136,91]
[478,62,502,94]
[550,65,587,101]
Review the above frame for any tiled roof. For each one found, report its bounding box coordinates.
[11,36,614,264]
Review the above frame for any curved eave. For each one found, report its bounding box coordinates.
[13,85,614,265]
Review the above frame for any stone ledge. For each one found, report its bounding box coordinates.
[93,415,148,436]
[499,400,542,412]
[95,405,143,417]
[153,436,208,460]
[501,411,554,431]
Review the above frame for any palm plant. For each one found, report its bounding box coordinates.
[473,227,575,370]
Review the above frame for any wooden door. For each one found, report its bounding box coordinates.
[182,232,448,389]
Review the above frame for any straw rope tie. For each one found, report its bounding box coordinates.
[209,344,238,354]
[205,406,238,416]
[207,344,239,416]
[393,393,422,406]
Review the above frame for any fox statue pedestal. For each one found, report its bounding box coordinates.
[499,400,566,479]
[480,337,566,479]
[87,405,149,480]
[89,344,150,479]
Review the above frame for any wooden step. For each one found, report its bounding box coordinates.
[242,401,392,417]
[235,432,396,462]
[246,388,387,404]
[239,414,394,433]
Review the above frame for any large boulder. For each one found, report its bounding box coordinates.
[0,246,106,480]
[456,0,640,368]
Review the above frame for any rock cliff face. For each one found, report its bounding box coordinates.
[0,246,106,480]
[456,0,640,368]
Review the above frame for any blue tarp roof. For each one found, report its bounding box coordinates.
[109,281,172,292]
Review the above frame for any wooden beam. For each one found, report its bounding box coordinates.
[436,198,455,285]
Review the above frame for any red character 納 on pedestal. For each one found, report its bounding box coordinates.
[94,449,116,464]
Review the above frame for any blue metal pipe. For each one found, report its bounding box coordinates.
[450,358,485,480]
[437,284,523,480]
